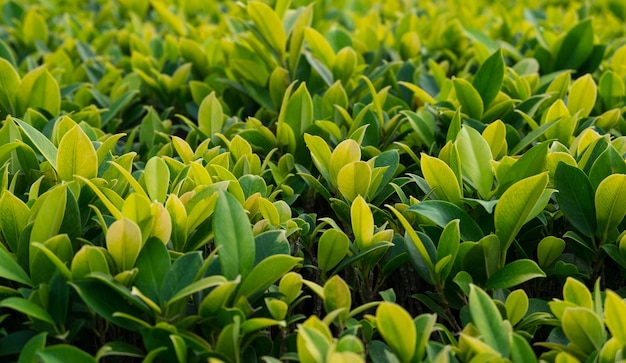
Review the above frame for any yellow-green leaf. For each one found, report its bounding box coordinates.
[421,153,462,206]
[595,174,626,243]
[0,58,20,115]
[495,173,549,255]
[568,74,597,118]
[604,290,626,344]
[15,67,60,117]
[106,218,143,271]
[351,196,373,250]
[376,302,416,362]
[248,1,287,59]
[337,161,371,202]
[57,125,98,181]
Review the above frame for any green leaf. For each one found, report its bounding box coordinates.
[595,174,626,242]
[30,185,67,244]
[376,302,416,362]
[329,139,361,187]
[17,333,47,363]
[0,297,55,325]
[351,195,374,250]
[567,74,597,118]
[407,200,484,242]
[57,125,98,181]
[254,230,290,265]
[563,277,593,309]
[0,58,19,115]
[213,190,255,280]
[282,82,313,139]
[143,157,169,203]
[15,67,60,117]
[421,153,462,207]
[197,92,223,144]
[561,307,604,355]
[510,332,537,363]
[494,173,548,255]
[304,28,335,69]
[588,145,626,191]
[36,345,97,363]
[497,141,549,194]
[473,49,504,109]
[317,229,350,273]
[554,163,596,238]
[505,290,529,326]
[304,133,332,185]
[485,259,545,289]
[337,161,371,202]
[468,284,509,357]
[453,78,484,120]
[455,126,493,198]
[14,118,58,169]
[236,255,301,300]
[436,219,460,281]
[0,191,30,252]
[71,246,110,280]
[134,238,170,305]
[106,218,143,271]
[323,276,351,324]
[537,236,566,268]
[604,290,626,345]
[0,247,32,286]
[248,1,287,59]
[555,19,594,71]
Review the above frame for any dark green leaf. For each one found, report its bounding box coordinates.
[485,259,546,289]
[213,190,255,280]
[554,163,596,238]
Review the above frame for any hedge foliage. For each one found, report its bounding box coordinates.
[1,0,626,362]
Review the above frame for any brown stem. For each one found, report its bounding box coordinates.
[436,283,462,332]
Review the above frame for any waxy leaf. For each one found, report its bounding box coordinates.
[485,259,545,289]
[455,126,493,199]
[0,297,55,325]
[495,173,548,255]
[0,246,32,286]
[197,92,223,144]
[595,174,626,242]
[15,118,58,169]
[473,49,504,109]
[143,157,169,203]
[318,229,350,273]
[555,19,594,71]
[57,125,97,181]
[338,161,371,202]
[453,78,484,120]
[213,190,255,280]
[352,196,374,250]
[604,290,626,344]
[561,307,604,355]
[421,153,462,206]
[376,302,416,362]
[537,236,566,268]
[554,163,596,238]
[248,1,287,59]
[469,284,509,357]
[323,276,351,325]
[568,74,597,118]
[407,200,484,242]
[106,218,142,271]
[0,58,19,115]
[15,67,60,117]
[236,255,301,299]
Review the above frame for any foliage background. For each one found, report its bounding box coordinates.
[0,0,626,362]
